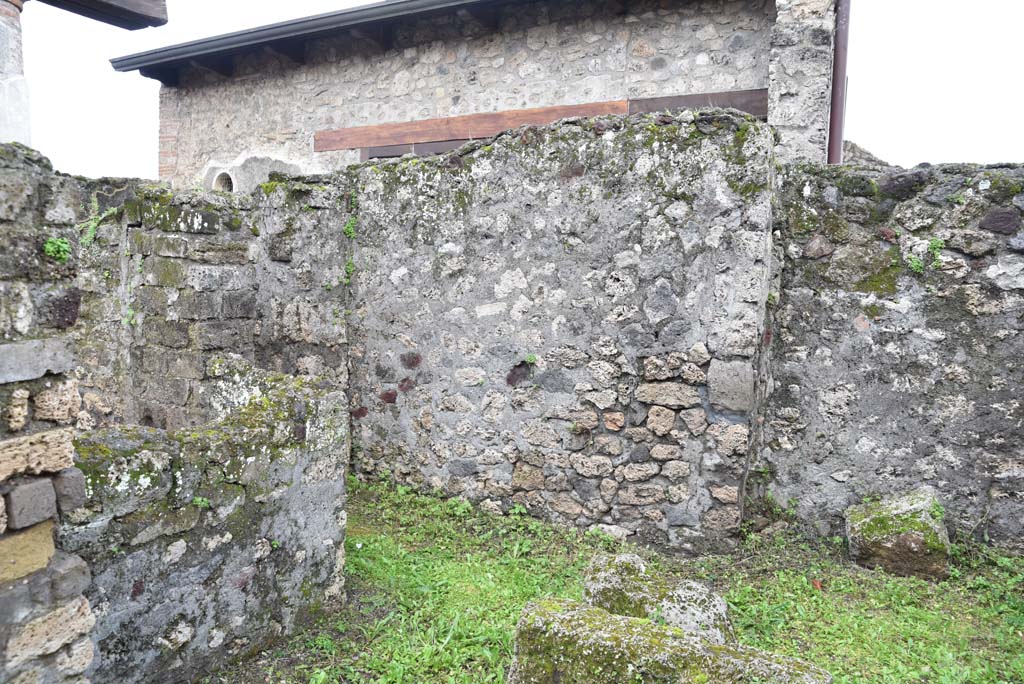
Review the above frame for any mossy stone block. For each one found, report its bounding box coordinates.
[845,486,951,580]
[507,599,831,684]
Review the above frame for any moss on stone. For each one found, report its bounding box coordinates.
[853,246,902,296]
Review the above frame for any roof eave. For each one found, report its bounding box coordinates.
[111,0,497,74]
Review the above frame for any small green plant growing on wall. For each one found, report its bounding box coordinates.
[927,238,945,268]
[524,354,538,365]
[907,255,925,275]
[343,215,358,239]
[191,496,212,510]
[342,258,356,286]
[43,237,72,263]
[79,206,118,248]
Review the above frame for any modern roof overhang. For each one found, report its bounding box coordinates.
[110,0,509,85]
[36,0,167,30]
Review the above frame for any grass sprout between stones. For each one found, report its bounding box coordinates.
[206,480,1024,684]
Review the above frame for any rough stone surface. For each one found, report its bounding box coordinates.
[507,598,832,684]
[768,0,837,163]
[6,596,95,667]
[0,339,75,384]
[707,359,756,413]
[51,468,86,513]
[348,111,774,553]
[846,487,951,580]
[583,554,735,645]
[0,429,76,482]
[63,358,349,684]
[763,162,1024,549]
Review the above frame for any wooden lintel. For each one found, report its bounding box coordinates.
[265,42,307,66]
[139,65,178,87]
[314,100,628,152]
[456,7,500,32]
[36,0,167,29]
[189,56,234,79]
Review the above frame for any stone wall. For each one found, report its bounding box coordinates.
[1,145,102,684]
[0,144,351,684]
[65,359,348,684]
[761,162,1024,549]
[158,0,781,188]
[3,104,1022,683]
[768,0,836,163]
[344,109,776,553]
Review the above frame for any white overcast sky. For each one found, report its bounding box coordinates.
[20,0,1024,179]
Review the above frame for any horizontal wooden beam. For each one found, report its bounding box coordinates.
[316,90,768,154]
[315,101,628,152]
[36,0,167,29]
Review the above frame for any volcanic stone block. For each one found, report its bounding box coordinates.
[53,467,87,513]
[584,554,734,645]
[635,383,700,409]
[4,478,58,529]
[0,338,75,384]
[845,486,951,580]
[6,595,96,667]
[507,599,831,684]
[49,551,91,602]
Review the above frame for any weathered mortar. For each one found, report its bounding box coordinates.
[759,162,1024,549]
[342,109,776,553]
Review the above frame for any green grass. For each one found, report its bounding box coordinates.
[209,481,1023,684]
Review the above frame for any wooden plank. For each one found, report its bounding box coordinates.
[629,89,769,119]
[36,0,167,29]
[315,100,628,152]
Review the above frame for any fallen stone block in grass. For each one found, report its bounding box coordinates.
[584,553,734,645]
[507,598,832,684]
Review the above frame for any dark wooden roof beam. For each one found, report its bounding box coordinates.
[138,65,178,87]
[37,0,167,30]
[456,6,499,32]
[190,55,234,79]
[350,24,394,52]
[265,41,306,66]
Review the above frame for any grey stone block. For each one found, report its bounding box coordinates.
[3,478,58,530]
[0,338,75,384]
[49,551,91,601]
[53,468,87,513]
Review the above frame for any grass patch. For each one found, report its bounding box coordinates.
[208,481,1023,684]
